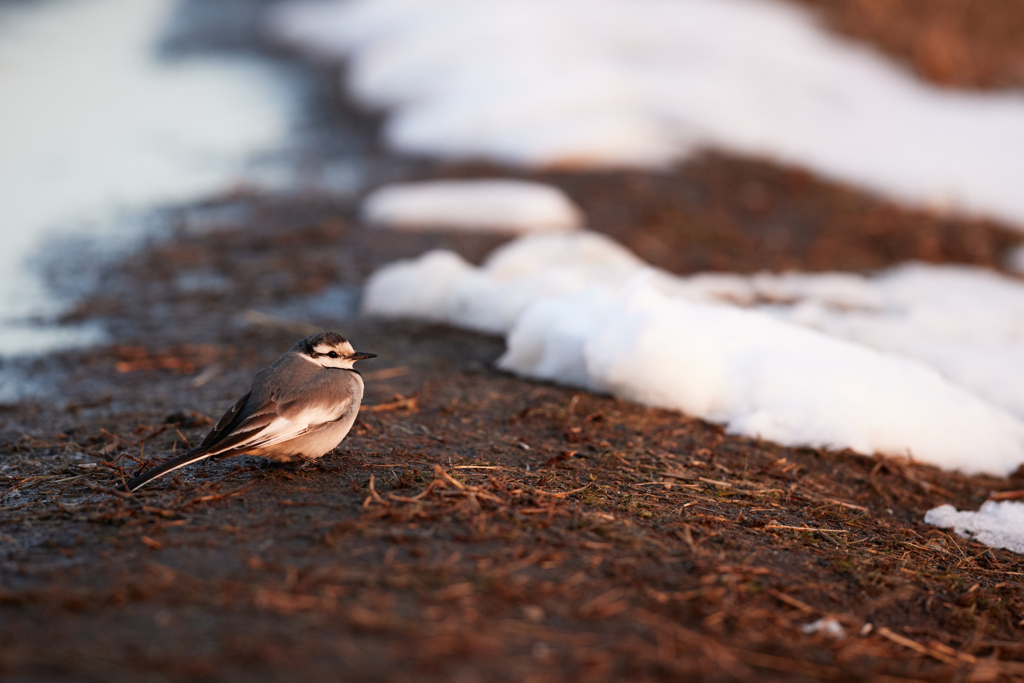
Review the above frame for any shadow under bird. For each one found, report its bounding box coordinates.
[124,331,377,492]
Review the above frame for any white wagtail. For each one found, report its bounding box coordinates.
[124,331,376,492]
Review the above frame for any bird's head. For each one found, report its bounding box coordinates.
[294,331,377,369]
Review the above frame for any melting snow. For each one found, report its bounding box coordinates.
[925,502,1024,555]
[364,232,1024,475]
[0,0,293,353]
[361,179,582,233]
[271,0,1024,226]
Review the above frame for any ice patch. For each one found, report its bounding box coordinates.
[364,232,1024,475]
[0,321,107,359]
[925,502,1024,555]
[361,179,582,233]
[271,0,1024,227]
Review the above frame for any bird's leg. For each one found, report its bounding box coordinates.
[295,454,327,470]
[257,458,294,472]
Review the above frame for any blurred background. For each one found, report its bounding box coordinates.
[3,0,1024,399]
[3,0,1024,345]
[3,0,1024,405]
[2,0,1023,462]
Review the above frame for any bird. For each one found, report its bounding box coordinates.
[123,331,377,492]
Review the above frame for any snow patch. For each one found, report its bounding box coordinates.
[363,232,643,334]
[361,179,582,233]
[0,0,293,354]
[667,266,1024,418]
[271,0,1024,227]
[363,232,1024,475]
[800,617,846,639]
[925,502,1024,555]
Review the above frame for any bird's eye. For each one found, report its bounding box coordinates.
[327,351,339,358]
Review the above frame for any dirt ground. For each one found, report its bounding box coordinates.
[4,1,1024,681]
[794,0,1024,90]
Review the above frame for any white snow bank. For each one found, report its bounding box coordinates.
[361,179,582,233]
[669,266,1024,418]
[925,502,1024,554]
[271,0,1024,227]
[507,281,1024,474]
[363,232,1024,475]
[363,232,644,334]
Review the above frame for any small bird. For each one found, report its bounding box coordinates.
[124,331,376,492]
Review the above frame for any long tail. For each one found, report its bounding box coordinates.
[123,449,215,492]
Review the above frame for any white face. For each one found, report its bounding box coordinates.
[308,339,359,369]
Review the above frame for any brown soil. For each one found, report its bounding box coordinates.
[3,155,1024,682]
[437,154,1024,275]
[794,0,1024,90]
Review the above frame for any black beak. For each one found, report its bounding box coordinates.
[348,351,378,361]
